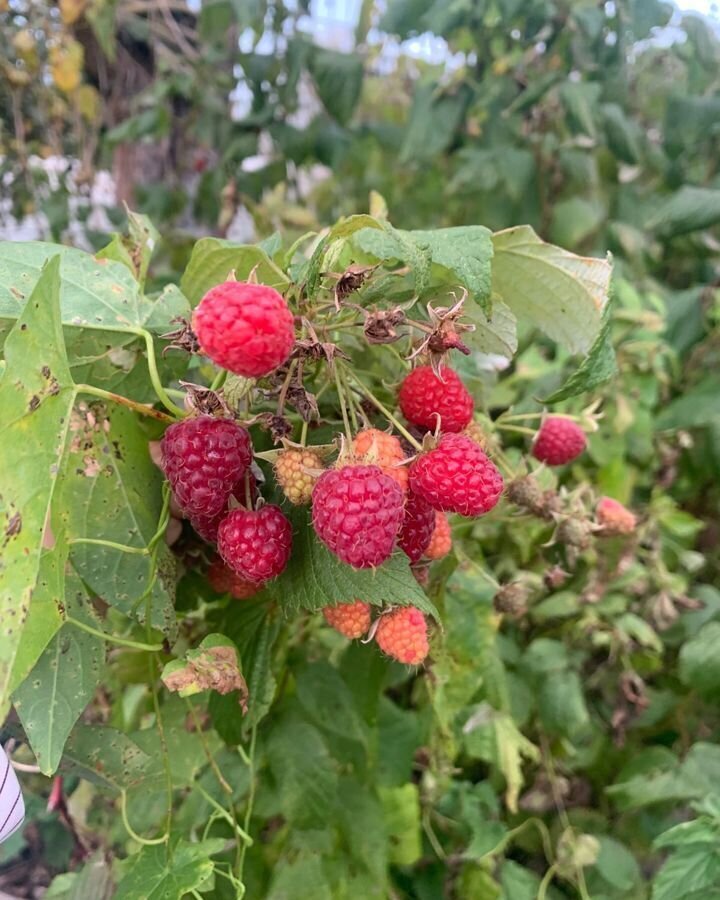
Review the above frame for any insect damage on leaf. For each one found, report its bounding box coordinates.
[161,636,248,712]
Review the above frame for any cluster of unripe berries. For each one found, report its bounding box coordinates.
[159,278,623,664]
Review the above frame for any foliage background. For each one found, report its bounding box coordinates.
[1,0,720,898]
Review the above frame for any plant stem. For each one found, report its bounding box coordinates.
[210,368,227,392]
[333,364,354,442]
[276,359,297,416]
[185,700,233,794]
[137,328,188,417]
[77,385,174,423]
[120,789,168,846]
[495,423,537,436]
[66,617,162,652]
[68,537,148,555]
[340,366,359,433]
[237,725,258,889]
[196,784,252,844]
[342,366,422,450]
[537,863,558,900]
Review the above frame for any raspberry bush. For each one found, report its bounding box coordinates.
[0,204,717,900]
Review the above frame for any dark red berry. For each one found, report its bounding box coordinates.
[218,505,292,584]
[398,365,474,433]
[398,491,436,563]
[312,465,405,569]
[409,433,503,517]
[161,416,252,519]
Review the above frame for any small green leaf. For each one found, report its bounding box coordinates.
[379,783,422,865]
[679,622,720,697]
[652,844,720,900]
[96,210,159,288]
[647,186,720,239]
[308,48,363,125]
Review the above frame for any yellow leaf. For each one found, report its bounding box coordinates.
[76,84,101,121]
[60,0,87,25]
[50,40,84,94]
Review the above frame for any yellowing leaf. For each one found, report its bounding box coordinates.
[76,84,100,122]
[50,40,84,94]
[60,0,87,24]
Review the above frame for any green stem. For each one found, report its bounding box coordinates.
[120,789,168,846]
[76,385,174,423]
[66,617,162,652]
[185,700,232,795]
[210,368,227,392]
[68,537,148,555]
[333,364,353,442]
[196,784,253,844]
[299,419,309,447]
[137,328,187,418]
[148,486,172,552]
[537,864,558,900]
[237,725,258,888]
[495,423,536,436]
[340,367,359,433]
[343,366,421,449]
[148,654,174,860]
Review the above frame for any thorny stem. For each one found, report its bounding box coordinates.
[66,617,163,652]
[333,364,353,442]
[77,385,174,423]
[342,366,422,450]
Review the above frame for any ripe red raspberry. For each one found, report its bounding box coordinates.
[193,281,295,378]
[352,429,408,492]
[274,448,322,505]
[398,491,435,563]
[189,474,259,542]
[161,416,252,519]
[425,511,451,560]
[409,433,503,517]
[218,504,292,584]
[532,417,586,466]
[312,465,404,568]
[597,497,636,535]
[322,600,371,639]
[207,556,259,599]
[375,607,429,665]
[398,365,474,434]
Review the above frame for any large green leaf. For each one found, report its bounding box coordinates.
[61,724,153,791]
[114,839,225,900]
[491,225,612,354]
[679,622,720,698]
[308,48,363,125]
[180,237,290,306]
[13,571,104,775]
[647,187,720,239]
[271,507,437,618]
[0,258,74,716]
[399,81,470,164]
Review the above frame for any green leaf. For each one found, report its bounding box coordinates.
[679,622,720,697]
[13,571,104,775]
[61,724,153,792]
[180,238,290,306]
[0,257,74,715]
[602,103,642,163]
[549,197,606,249]
[647,187,720,239]
[271,506,437,619]
[267,854,333,900]
[559,81,600,137]
[652,845,720,900]
[266,717,338,826]
[591,836,642,893]
[542,297,616,403]
[96,210,159,288]
[60,402,177,640]
[379,784,422,865]
[656,380,720,430]
[538,670,590,738]
[295,662,367,747]
[491,225,612,355]
[399,81,469,165]
[308,48,363,125]
[114,839,225,900]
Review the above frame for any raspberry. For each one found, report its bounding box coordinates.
[493,583,529,617]
[557,516,593,550]
[352,428,408,492]
[218,504,292,583]
[375,607,429,665]
[532,417,586,466]
[398,491,435,562]
[409,434,503,517]
[207,556,260,599]
[322,600,371,639]
[597,497,636,535]
[190,510,224,543]
[398,365,473,434]
[193,281,295,378]
[312,465,405,568]
[506,475,547,517]
[425,511,452,560]
[275,449,322,505]
[161,416,252,519]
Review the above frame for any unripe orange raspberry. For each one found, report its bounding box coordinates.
[375,607,429,665]
[322,600,372,639]
[207,557,260,599]
[275,448,323,505]
[425,511,452,560]
[597,497,636,535]
[351,428,408,492]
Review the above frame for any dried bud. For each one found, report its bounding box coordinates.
[493,583,529,617]
[364,308,406,344]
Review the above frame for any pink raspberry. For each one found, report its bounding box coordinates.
[161,416,252,519]
[322,600,372,639]
[597,497,636,535]
[218,504,292,584]
[398,491,436,563]
[409,433,503,517]
[352,428,408,492]
[193,281,295,378]
[375,607,429,665]
[532,417,586,466]
[311,465,405,568]
[425,511,452,560]
[398,365,474,433]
